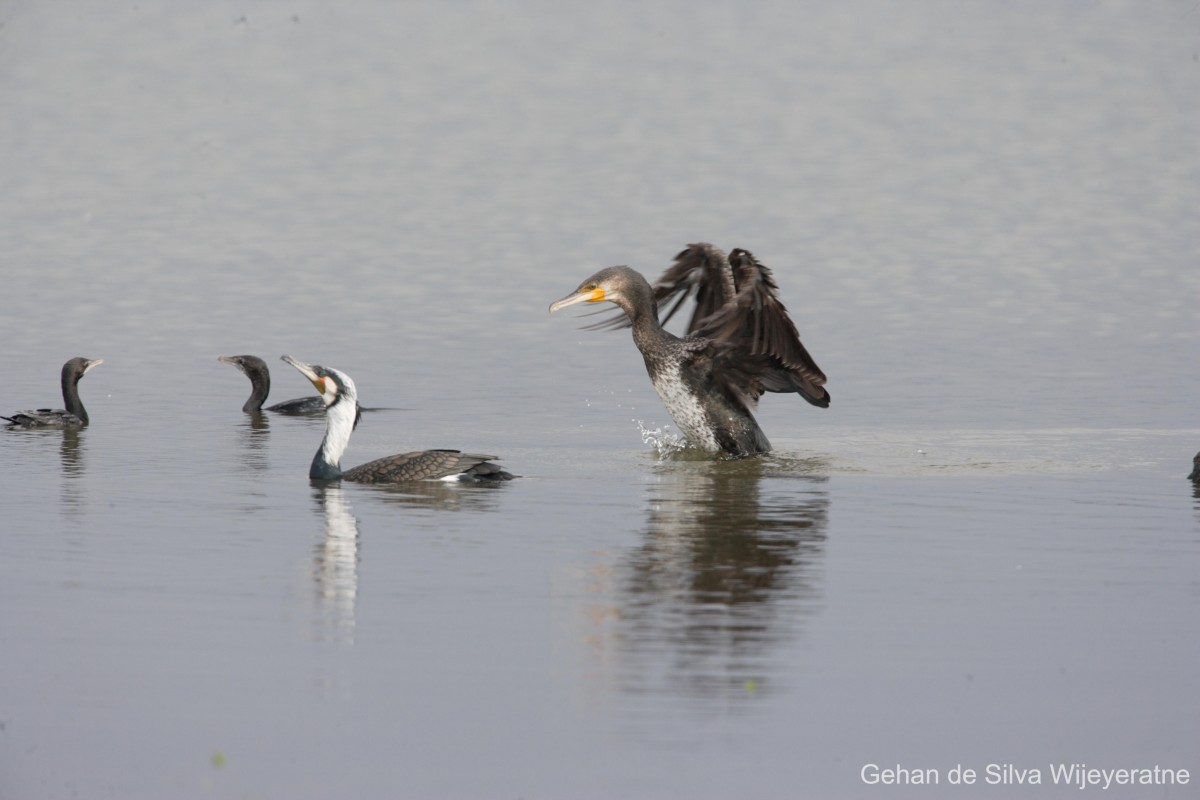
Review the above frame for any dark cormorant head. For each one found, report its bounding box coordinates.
[280,356,358,410]
[218,354,273,412]
[63,357,104,385]
[1190,451,1200,482]
[549,266,654,320]
[217,354,269,381]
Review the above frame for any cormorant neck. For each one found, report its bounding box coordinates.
[310,394,355,480]
[61,370,88,425]
[310,451,344,481]
[621,297,660,328]
[616,274,670,349]
[243,368,270,413]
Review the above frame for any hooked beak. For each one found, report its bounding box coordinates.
[281,355,326,394]
[216,355,243,373]
[549,286,606,314]
[83,358,104,373]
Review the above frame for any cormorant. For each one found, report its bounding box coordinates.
[549,243,828,456]
[3,357,104,428]
[1189,452,1199,482]
[218,355,325,414]
[281,355,513,482]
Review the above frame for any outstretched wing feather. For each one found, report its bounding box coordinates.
[699,251,826,370]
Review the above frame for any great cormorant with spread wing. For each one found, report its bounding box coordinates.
[549,243,828,456]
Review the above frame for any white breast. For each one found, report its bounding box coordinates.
[651,363,719,450]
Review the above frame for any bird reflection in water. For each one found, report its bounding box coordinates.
[58,426,84,475]
[5,424,92,519]
[234,411,273,474]
[362,480,509,512]
[311,485,361,645]
[59,426,87,518]
[1189,452,1200,506]
[609,455,829,704]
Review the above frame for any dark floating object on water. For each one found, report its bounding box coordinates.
[3,357,104,428]
[1189,452,1199,482]
[550,242,829,456]
[218,355,326,414]
[281,355,514,483]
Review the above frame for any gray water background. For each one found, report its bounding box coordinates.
[2,2,1198,798]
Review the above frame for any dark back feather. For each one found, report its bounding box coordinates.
[343,449,511,483]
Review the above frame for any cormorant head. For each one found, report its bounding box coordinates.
[63,357,104,385]
[280,355,358,410]
[549,266,650,315]
[217,354,269,379]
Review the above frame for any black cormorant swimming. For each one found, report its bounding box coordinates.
[281,355,513,483]
[1189,452,1199,482]
[218,355,326,414]
[549,242,828,456]
[3,357,104,428]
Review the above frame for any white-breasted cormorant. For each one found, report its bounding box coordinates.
[549,243,829,456]
[3,357,104,428]
[281,355,513,482]
[218,355,325,414]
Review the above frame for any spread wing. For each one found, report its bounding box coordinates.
[696,248,829,408]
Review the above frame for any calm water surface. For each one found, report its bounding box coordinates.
[2,2,1198,798]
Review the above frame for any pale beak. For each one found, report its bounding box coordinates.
[549,287,605,314]
[281,354,318,380]
[280,354,326,395]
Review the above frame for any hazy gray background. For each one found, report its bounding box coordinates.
[2,2,1197,798]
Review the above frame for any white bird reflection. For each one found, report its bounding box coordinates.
[311,485,360,645]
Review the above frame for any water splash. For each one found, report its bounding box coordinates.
[636,420,687,457]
